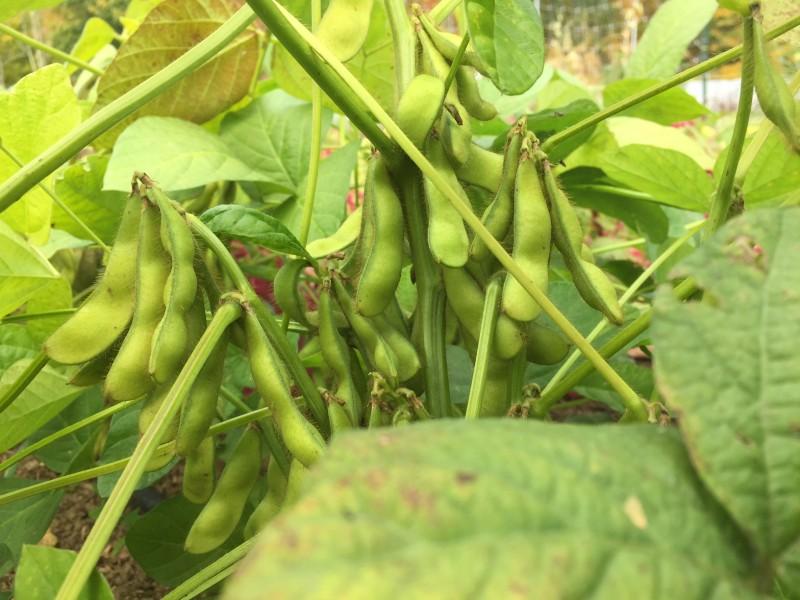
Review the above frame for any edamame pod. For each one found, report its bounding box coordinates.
[526,322,569,365]
[470,120,525,261]
[454,144,503,192]
[440,107,473,166]
[372,314,421,382]
[422,141,470,267]
[185,427,261,554]
[501,147,551,322]
[274,259,312,327]
[104,201,170,403]
[355,157,404,317]
[244,460,288,538]
[415,9,491,76]
[316,0,374,62]
[283,458,308,508]
[326,393,354,433]
[481,355,512,417]
[319,282,360,422]
[396,74,445,148]
[456,66,497,121]
[539,153,624,325]
[68,345,115,386]
[442,266,524,360]
[182,436,215,504]
[244,310,326,467]
[45,194,141,365]
[753,18,800,150]
[148,188,198,385]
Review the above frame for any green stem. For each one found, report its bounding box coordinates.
[570,184,656,204]
[188,215,329,434]
[0,6,256,212]
[442,32,470,95]
[385,0,415,95]
[0,22,103,76]
[541,14,800,155]
[0,308,76,324]
[0,142,109,252]
[429,0,462,25]
[55,301,242,600]
[256,0,647,420]
[162,539,256,600]
[0,399,139,474]
[0,352,49,414]
[540,223,704,410]
[465,277,501,419]
[244,0,399,165]
[591,238,646,256]
[706,15,755,236]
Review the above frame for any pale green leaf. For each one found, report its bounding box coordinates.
[225,421,756,599]
[67,17,117,74]
[0,0,64,22]
[21,276,72,343]
[0,324,37,372]
[0,221,59,319]
[603,79,711,125]
[607,116,714,170]
[306,206,362,258]
[741,127,800,207]
[14,546,113,600]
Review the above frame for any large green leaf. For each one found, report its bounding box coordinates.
[626,0,717,79]
[741,128,800,207]
[0,64,81,243]
[0,0,64,22]
[606,117,713,170]
[104,117,267,192]
[0,221,60,319]
[14,546,113,600]
[201,205,310,259]
[600,145,713,211]
[464,0,545,95]
[527,99,599,163]
[653,208,800,590]
[603,79,711,125]
[225,420,755,599]
[0,324,37,372]
[92,0,259,146]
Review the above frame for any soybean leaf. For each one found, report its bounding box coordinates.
[20,276,72,343]
[464,0,545,95]
[606,117,714,170]
[104,117,266,192]
[527,99,599,163]
[600,145,713,211]
[0,0,64,22]
[741,128,800,207]
[127,496,245,586]
[626,0,717,79]
[14,546,113,600]
[0,324,38,371]
[603,79,711,125]
[0,480,62,575]
[66,17,117,74]
[225,420,755,599]
[201,205,310,259]
[653,208,800,590]
[0,221,60,319]
[92,0,259,147]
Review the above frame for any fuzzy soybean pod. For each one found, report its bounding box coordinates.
[415,9,491,76]
[182,436,216,505]
[539,154,624,325]
[185,427,261,554]
[501,149,551,322]
[470,121,525,261]
[319,282,360,422]
[442,266,524,361]
[371,314,421,383]
[282,458,309,508]
[148,189,198,385]
[316,0,374,62]
[274,259,312,327]
[354,157,404,317]
[396,74,445,148]
[456,66,497,121]
[526,322,569,365]
[244,310,326,468]
[104,201,170,403]
[423,141,470,267]
[454,144,503,192]
[45,194,141,365]
[753,19,800,150]
[244,460,288,539]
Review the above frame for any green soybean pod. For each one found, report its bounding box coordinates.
[454,143,504,192]
[753,18,800,150]
[104,201,170,403]
[283,458,308,508]
[319,282,360,422]
[441,266,524,360]
[423,141,470,267]
[68,345,116,387]
[456,66,498,121]
[274,259,312,327]
[148,189,198,385]
[470,120,525,261]
[396,74,446,148]
[326,394,354,434]
[355,157,405,317]
[244,310,326,468]
[482,355,512,417]
[185,427,261,554]
[244,459,288,539]
[526,322,570,365]
[415,9,491,76]
[316,0,374,62]
[182,436,216,504]
[539,152,624,325]
[371,314,421,382]
[440,107,473,166]
[501,148,551,322]
[45,194,141,365]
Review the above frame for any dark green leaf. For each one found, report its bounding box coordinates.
[527,98,599,162]
[201,205,310,259]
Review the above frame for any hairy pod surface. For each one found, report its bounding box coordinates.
[416,10,491,76]
[274,259,312,327]
[454,143,504,192]
[396,74,445,148]
[182,436,216,504]
[244,460,288,538]
[456,66,498,121]
[319,283,360,422]
[316,0,374,62]
[44,194,141,365]
[526,322,570,365]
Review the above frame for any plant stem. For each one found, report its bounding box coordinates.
[541,14,800,155]
[0,142,109,252]
[0,399,139,474]
[188,214,329,433]
[591,238,646,256]
[55,301,242,600]
[429,0,462,25]
[258,0,647,420]
[0,6,256,212]
[385,0,415,95]
[0,352,49,414]
[465,277,501,419]
[0,308,76,324]
[570,184,656,203]
[0,22,103,76]
[162,539,257,600]
[706,15,755,236]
